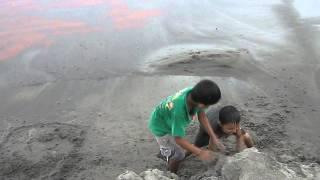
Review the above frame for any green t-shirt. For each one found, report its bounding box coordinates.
[148,87,202,137]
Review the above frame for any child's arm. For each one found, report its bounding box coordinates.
[175,137,214,161]
[235,124,254,152]
[198,111,225,152]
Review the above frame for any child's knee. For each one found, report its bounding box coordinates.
[171,148,185,161]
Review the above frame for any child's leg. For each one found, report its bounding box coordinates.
[168,138,185,173]
[155,135,185,173]
[168,159,180,173]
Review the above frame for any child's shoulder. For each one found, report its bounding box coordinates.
[170,87,192,102]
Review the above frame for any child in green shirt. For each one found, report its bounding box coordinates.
[148,80,224,173]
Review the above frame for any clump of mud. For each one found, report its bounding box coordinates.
[118,169,179,180]
[0,122,86,180]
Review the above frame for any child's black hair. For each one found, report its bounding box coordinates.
[190,79,221,105]
[219,106,240,125]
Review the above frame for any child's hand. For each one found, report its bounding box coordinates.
[235,123,241,137]
[235,123,242,137]
[198,150,215,161]
[235,124,247,138]
[211,138,225,152]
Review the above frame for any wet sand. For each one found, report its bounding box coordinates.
[0,0,320,179]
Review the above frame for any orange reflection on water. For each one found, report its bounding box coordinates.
[0,0,162,61]
[0,0,42,11]
[0,1,98,61]
[50,0,106,9]
[0,33,48,61]
[108,0,161,29]
[0,16,96,61]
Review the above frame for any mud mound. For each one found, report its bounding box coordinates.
[0,122,86,180]
[189,148,320,180]
[118,148,320,180]
[143,48,270,80]
[117,169,178,180]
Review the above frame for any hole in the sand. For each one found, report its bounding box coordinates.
[0,122,86,179]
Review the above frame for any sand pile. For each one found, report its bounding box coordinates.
[118,148,320,180]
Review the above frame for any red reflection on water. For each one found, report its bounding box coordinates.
[0,0,42,11]
[0,16,95,61]
[108,0,161,29]
[50,0,106,9]
[0,0,45,19]
[0,0,162,61]
[0,33,48,61]
[0,1,98,61]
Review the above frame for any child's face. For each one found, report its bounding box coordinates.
[221,122,237,135]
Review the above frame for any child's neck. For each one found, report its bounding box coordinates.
[187,94,197,112]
